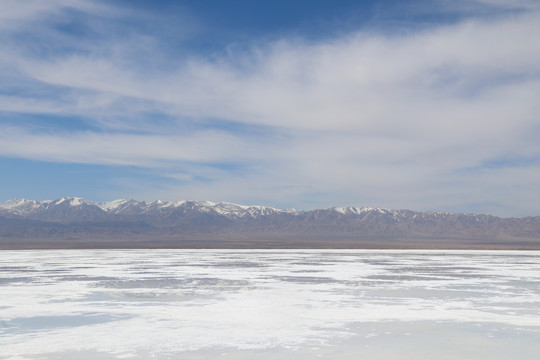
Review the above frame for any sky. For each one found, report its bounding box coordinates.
[1,0,539,217]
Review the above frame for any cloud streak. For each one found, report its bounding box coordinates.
[1,1,539,216]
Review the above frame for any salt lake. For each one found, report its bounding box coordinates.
[1,250,539,359]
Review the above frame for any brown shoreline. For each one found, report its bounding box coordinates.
[2,235,539,250]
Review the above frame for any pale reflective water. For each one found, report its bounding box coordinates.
[1,250,539,359]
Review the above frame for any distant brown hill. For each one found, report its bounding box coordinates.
[1,197,539,249]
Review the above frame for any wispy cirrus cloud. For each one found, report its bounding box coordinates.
[0,126,259,166]
[1,0,539,215]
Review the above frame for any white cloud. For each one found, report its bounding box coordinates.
[0,127,255,166]
[470,0,540,10]
[1,1,540,215]
[12,10,540,134]
[0,0,122,31]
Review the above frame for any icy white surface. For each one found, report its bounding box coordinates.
[1,250,539,359]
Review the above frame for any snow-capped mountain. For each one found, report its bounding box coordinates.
[1,197,539,249]
[0,197,298,221]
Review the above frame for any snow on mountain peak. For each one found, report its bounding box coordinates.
[54,197,89,206]
[98,199,128,211]
[333,206,370,215]
[0,198,33,210]
[332,206,401,217]
[1,197,390,219]
[55,197,68,205]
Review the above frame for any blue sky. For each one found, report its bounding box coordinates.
[1,0,540,216]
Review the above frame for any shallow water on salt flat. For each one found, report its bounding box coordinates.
[1,249,539,359]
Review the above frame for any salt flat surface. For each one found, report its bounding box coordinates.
[1,250,539,359]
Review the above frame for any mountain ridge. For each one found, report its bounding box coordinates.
[1,197,539,249]
[1,196,507,218]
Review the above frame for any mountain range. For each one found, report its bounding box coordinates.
[1,197,539,249]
